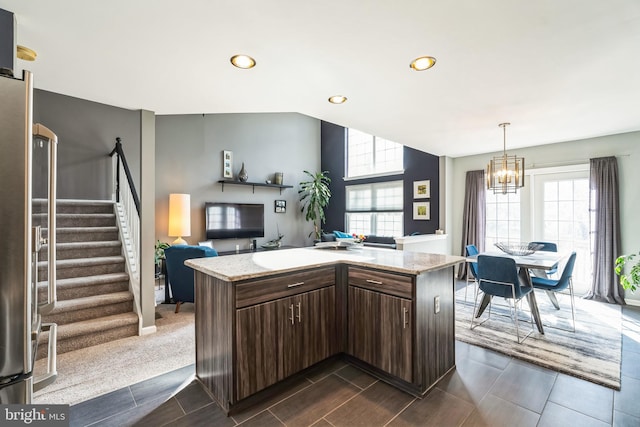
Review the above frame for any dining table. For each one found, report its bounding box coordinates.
[466,250,570,335]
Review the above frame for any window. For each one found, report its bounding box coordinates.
[345,181,403,236]
[347,128,403,178]
[485,190,521,249]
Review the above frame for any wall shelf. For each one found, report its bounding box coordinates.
[217,180,293,194]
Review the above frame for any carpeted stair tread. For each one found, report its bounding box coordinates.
[38,255,125,269]
[40,272,129,288]
[39,312,138,342]
[41,241,123,261]
[33,199,115,215]
[46,291,133,314]
[56,226,118,234]
[47,241,122,250]
[38,272,129,293]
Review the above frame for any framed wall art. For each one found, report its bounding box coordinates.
[223,150,233,179]
[413,202,430,220]
[275,200,286,213]
[413,180,430,199]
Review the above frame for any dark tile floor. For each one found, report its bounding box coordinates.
[70,305,640,427]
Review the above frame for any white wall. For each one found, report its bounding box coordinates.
[155,113,321,253]
[450,131,640,302]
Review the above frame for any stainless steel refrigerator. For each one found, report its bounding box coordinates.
[0,69,58,404]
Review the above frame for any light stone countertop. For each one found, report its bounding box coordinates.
[185,247,465,282]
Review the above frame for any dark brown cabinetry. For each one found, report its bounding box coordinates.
[234,269,337,401]
[345,265,455,396]
[194,256,457,414]
[348,286,412,382]
[347,268,413,383]
[196,266,338,411]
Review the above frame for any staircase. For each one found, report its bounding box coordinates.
[36,200,139,357]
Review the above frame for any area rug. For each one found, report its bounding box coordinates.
[455,286,622,390]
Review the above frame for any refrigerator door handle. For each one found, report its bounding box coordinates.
[33,123,58,314]
[32,323,57,392]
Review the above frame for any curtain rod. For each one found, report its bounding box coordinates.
[529,153,631,169]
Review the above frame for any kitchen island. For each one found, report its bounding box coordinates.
[186,247,464,414]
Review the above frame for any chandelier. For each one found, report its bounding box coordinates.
[486,122,525,194]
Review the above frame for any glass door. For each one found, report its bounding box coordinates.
[530,169,591,295]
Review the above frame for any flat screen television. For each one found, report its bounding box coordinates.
[205,202,264,239]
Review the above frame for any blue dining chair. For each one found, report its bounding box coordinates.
[472,255,535,343]
[530,241,558,277]
[531,251,577,332]
[164,245,218,313]
[464,244,480,303]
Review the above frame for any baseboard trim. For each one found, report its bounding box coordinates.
[140,325,157,336]
[625,299,640,307]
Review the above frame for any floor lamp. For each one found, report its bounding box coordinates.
[168,193,191,245]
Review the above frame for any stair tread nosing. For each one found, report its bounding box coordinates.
[37,272,129,289]
[46,291,133,313]
[45,241,122,249]
[38,255,125,269]
[40,312,138,341]
[56,226,118,233]
[35,212,116,218]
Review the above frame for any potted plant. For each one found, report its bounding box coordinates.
[298,170,331,241]
[615,252,640,292]
[155,240,170,276]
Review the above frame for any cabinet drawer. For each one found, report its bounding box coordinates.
[348,266,413,299]
[235,267,335,308]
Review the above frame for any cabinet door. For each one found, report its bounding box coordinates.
[302,286,337,369]
[235,300,279,400]
[279,295,302,379]
[348,286,379,367]
[348,286,412,383]
[280,286,337,378]
[379,292,412,382]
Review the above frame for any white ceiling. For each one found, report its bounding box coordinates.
[2,0,640,157]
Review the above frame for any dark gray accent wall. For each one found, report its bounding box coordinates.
[33,89,141,200]
[321,121,440,236]
[0,8,14,72]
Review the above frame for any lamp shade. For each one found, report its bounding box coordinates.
[168,193,191,244]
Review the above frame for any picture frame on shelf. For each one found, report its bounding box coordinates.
[413,202,430,220]
[223,150,233,179]
[413,180,430,199]
[275,200,286,213]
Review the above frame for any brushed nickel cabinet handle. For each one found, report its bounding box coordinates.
[403,307,409,329]
[366,279,383,285]
[296,302,302,323]
[287,281,305,288]
[289,304,294,325]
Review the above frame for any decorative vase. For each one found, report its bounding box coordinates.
[238,162,248,182]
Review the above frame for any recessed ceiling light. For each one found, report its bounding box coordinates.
[410,56,436,71]
[17,45,37,61]
[230,54,256,69]
[328,95,347,104]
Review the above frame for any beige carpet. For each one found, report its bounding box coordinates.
[33,303,195,405]
[455,286,622,390]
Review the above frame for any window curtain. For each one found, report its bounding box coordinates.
[457,170,486,279]
[585,156,625,304]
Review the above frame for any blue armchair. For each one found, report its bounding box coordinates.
[164,245,218,313]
